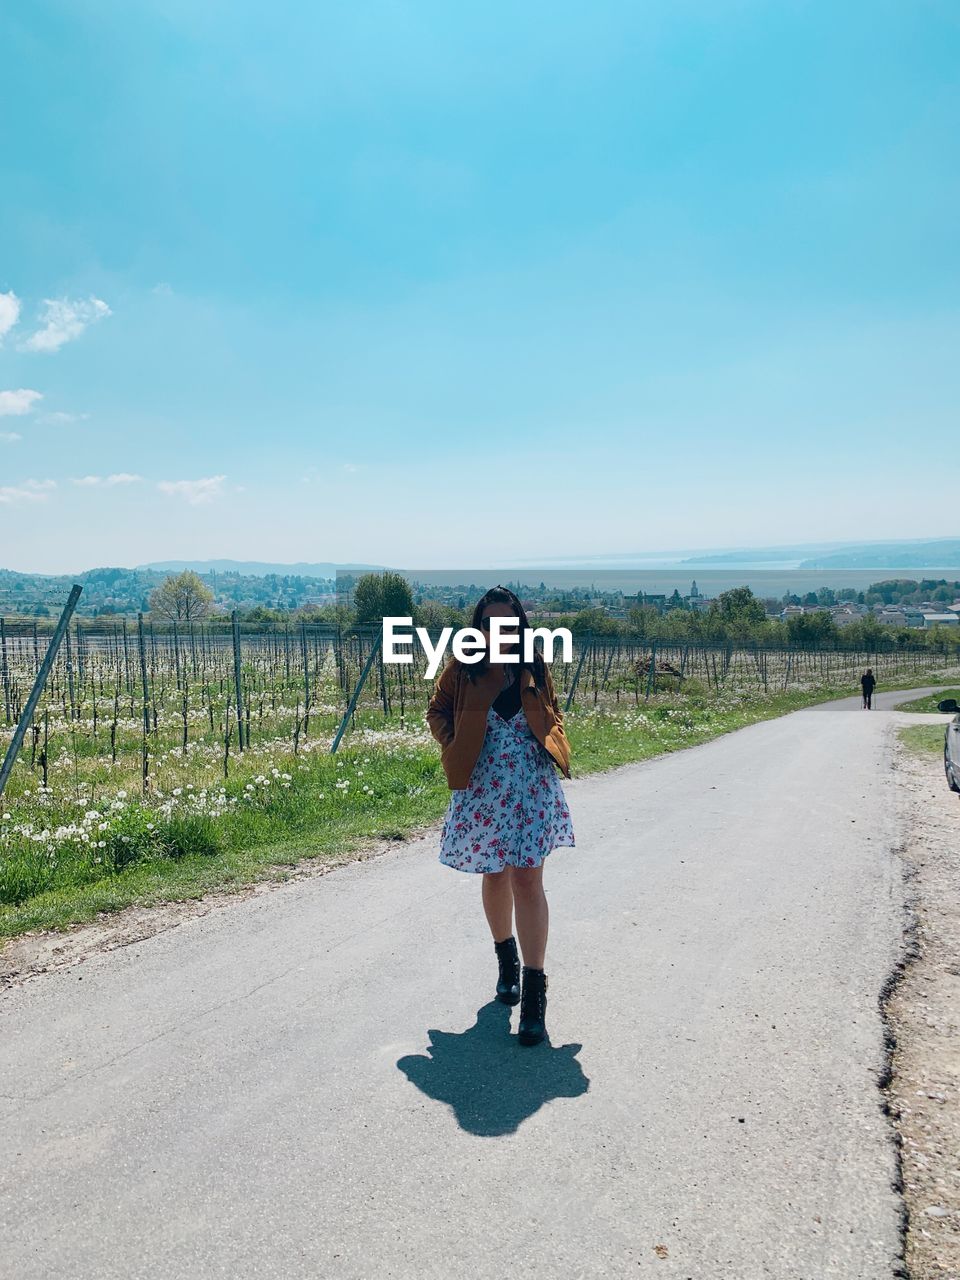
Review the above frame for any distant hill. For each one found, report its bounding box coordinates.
[680,542,850,565]
[798,540,960,570]
[0,562,374,618]
[678,538,960,568]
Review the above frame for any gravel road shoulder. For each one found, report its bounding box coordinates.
[884,718,960,1279]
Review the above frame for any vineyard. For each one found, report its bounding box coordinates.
[1,612,958,918]
[1,615,955,764]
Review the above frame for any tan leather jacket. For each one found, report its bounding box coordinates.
[426,656,572,790]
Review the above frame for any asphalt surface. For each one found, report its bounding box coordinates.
[0,689,933,1278]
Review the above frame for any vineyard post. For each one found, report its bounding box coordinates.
[173,620,181,691]
[378,630,388,717]
[137,612,151,791]
[76,617,84,686]
[645,640,658,700]
[65,624,77,720]
[300,622,310,734]
[122,617,131,693]
[232,610,245,751]
[0,617,10,725]
[564,641,588,714]
[331,630,383,754]
[0,584,83,801]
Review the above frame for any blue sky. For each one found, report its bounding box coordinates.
[1,0,958,573]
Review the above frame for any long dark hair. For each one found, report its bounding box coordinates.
[460,585,547,688]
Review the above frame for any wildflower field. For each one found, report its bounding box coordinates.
[1,618,957,939]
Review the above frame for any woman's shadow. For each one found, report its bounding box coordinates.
[397,1000,590,1136]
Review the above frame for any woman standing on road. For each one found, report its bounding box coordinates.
[425,586,575,1047]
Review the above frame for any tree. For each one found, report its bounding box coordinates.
[572,607,621,636]
[244,604,283,628]
[353,571,414,626]
[715,586,766,626]
[786,610,838,648]
[624,604,660,640]
[149,570,214,622]
[842,614,885,650]
[415,598,461,631]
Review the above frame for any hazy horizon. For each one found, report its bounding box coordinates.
[4,535,960,582]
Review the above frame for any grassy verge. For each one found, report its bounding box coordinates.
[898,723,949,757]
[894,688,960,713]
[2,670,957,942]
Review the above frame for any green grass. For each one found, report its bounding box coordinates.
[894,688,960,713]
[897,723,949,757]
[2,669,958,943]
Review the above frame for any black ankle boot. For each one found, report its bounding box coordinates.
[494,935,521,1005]
[517,966,548,1045]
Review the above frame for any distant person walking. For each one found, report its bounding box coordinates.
[426,585,574,1047]
[860,667,876,710]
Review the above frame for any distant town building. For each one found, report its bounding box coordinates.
[831,604,869,627]
[640,593,667,612]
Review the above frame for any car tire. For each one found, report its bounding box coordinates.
[946,744,960,793]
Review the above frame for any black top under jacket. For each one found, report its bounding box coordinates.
[491,669,522,720]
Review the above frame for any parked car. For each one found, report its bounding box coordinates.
[938,698,960,794]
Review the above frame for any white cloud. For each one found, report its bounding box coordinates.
[0,291,20,341]
[0,388,43,417]
[71,473,142,487]
[157,475,226,505]
[0,478,56,504]
[152,282,173,296]
[0,486,47,505]
[0,431,22,444]
[37,410,89,426]
[19,296,111,353]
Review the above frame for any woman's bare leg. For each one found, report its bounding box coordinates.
[511,864,548,969]
[482,867,515,944]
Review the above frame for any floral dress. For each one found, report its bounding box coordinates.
[438,702,575,873]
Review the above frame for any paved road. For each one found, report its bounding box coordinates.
[0,689,929,1278]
